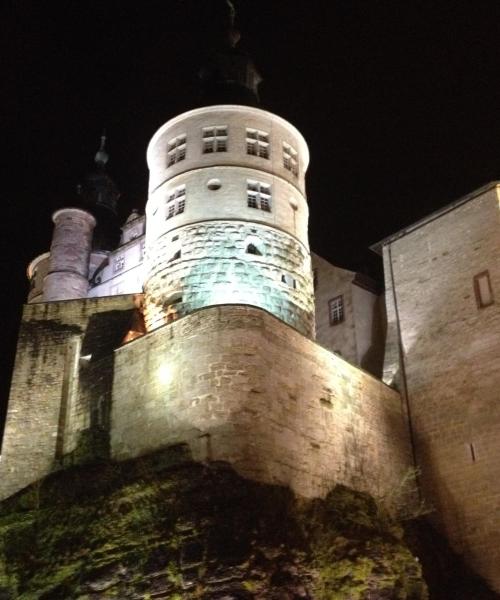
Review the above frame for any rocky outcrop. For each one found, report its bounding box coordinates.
[0,445,461,599]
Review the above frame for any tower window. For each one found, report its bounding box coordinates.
[283,142,299,176]
[202,126,228,153]
[114,255,125,273]
[328,295,344,325]
[166,186,186,219]
[167,134,187,166]
[247,180,271,212]
[246,129,269,159]
[246,243,262,256]
[313,268,318,290]
[473,271,494,308]
[280,273,297,288]
[168,249,181,262]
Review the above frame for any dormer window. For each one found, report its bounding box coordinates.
[247,180,271,212]
[166,186,186,219]
[202,126,228,153]
[283,142,298,176]
[167,134,186,166]
[246,129,269,159]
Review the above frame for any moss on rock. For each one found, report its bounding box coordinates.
[0,446,428,599]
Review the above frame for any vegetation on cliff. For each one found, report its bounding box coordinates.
[0,446,481,599]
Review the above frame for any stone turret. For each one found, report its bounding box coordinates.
[143,105,313,335]
[43,208,96,302]
[143,7,314,335]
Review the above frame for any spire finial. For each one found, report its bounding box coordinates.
[225,0,240,47]
[94,131,109,166]
[226,0,236,25]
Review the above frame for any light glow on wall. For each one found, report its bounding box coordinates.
[157,363,173,386]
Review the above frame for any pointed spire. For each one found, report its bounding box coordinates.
[94,132,109,167]
[198,0,262,106]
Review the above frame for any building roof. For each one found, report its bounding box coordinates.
[370,181,500,254]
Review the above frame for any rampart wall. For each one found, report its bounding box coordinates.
[0,296,137,500]
[112,305,412,501]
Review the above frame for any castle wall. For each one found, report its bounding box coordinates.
[111,305,413,501]
[381,184,500,591]
[0,296,137,500]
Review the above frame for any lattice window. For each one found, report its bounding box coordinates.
[328,295,344,325]
[246,128,269,159]
[202,126,228,153]
[166,186,186,219]
[283,142,299,176]
[247,180,271,212]
[114,255,125,273]
[167,134,187,166]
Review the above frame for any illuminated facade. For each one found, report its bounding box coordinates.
[1,8,499,593]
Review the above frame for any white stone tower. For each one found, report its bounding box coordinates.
[143,21,314,337]
[144,106,313,336]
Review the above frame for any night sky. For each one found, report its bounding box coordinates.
[2,0,500,425]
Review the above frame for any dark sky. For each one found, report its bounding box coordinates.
[2,0,500,423]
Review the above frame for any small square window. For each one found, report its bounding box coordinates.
[166,186,186,219]
[247,180,272,212]
[246,128,269,159]
[167,134,187,166]
[328,295,344,325]
[114,255,125,273]
[202,126,228,154]
[283,142,299,176]
[473,271,494,308]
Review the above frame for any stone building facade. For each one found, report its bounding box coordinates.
[374,182,500,589]
[312,252,385,377]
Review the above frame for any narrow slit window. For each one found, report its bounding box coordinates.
[246,243,262,256]
[473,271,494,308]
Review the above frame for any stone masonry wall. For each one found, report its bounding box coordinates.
[382,185,500,591]
[111,305,413,502]
[0,296,136,500]
[145,221,315,336]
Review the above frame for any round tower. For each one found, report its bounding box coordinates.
[43,207,96,301]
[143,104,314,336]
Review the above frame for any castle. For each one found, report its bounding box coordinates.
[1,9,499,593]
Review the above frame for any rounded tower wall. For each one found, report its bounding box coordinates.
[43,208,96,302]
[27,253,50,303]
[146,166,309,247]
[144,220,314,334]
[147,106,309,195]
[144,105,314,337]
